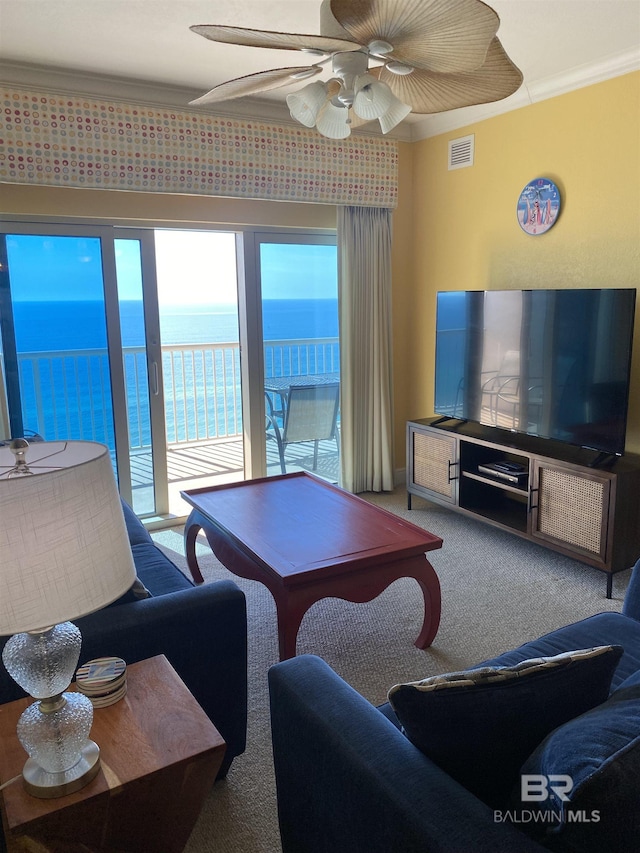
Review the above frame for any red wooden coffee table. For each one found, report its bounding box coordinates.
[182,472,443,660]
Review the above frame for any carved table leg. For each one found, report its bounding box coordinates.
[273,594,312,662]
[412,558,442,649]
[183,512,205,585]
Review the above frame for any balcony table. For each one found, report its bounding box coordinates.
[264,372,340,392]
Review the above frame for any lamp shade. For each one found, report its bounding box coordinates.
[378,96,413,134]
[353,75,396,120]
[315,100,351,139]
[0,441,136,634]
[286,81,328,127]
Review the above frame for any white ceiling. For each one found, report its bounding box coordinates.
[1,0,639,140]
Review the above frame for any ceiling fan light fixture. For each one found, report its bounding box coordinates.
[329,51,368,108]
[353,75,395,120]
[315,100,351,140]
[286,81,328,127]
[332,50,368,81]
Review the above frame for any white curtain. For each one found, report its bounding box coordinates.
[337,205,395,493]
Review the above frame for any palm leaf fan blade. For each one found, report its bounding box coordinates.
[378,37,523,113]
[190,67,323,106]
[330,0,499,72]
[190,24,360,53]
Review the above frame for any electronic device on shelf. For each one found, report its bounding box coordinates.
[487,460,526,473]
[433,288,636,458]
[477,462,528,484]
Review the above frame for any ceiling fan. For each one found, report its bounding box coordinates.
[189,0,523,140]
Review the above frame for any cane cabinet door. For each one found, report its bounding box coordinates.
[531,461,611,566]
[407,423,459,504]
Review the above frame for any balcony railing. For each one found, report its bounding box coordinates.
[16,338,340,451]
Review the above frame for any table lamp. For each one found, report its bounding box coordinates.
[0,439,136,798]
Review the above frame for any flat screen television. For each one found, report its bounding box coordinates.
[434,288,636,456]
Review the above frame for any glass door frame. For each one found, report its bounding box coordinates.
[114,227,168,515]
[0,220,168,514]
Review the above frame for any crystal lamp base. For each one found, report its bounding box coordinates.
[3,624,100,798]
[22,739,101,798]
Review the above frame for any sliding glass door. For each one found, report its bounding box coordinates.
[255,235,340,482]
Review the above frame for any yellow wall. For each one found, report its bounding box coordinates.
[396,71,640,459]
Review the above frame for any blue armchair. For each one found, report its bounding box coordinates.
[269,559,640,853]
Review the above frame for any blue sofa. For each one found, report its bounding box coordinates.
[269,559,640,853]
[0,499,247,779]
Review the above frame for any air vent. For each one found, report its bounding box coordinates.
[448,134,475,170]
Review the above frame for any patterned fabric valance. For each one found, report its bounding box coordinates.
[0,87,398,208]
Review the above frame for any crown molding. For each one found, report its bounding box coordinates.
[409,46,640,141]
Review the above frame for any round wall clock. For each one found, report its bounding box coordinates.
[517,177,561,235]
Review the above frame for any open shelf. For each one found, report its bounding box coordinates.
[459,437,529,498]
[462,470,528,495]
[459,474,529,533]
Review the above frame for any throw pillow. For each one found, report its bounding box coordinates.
[511,683,640,853]
[107,576,152,608]
[387,645,622,808]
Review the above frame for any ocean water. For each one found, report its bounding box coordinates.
[12,298,338,349]
[10,298,339,447]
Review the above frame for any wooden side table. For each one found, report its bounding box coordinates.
[0,655,226,852]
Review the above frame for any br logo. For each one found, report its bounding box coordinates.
[521,775,573,802]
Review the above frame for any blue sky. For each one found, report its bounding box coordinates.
[6,231,337,305]
[7,234,105,301]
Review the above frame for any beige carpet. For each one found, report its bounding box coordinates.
[151,487,629,853]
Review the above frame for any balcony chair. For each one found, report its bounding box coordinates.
[480,350,521,426]
[266,383,340,475]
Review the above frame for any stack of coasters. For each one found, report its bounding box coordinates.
[76,656,127,708]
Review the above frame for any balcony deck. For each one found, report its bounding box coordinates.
[131,436,340,516]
